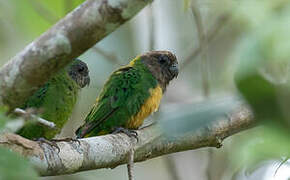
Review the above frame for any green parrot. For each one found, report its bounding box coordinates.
[17,59,90,140]
[76,51,178,138]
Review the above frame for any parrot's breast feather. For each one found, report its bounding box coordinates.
[125,85,163,129]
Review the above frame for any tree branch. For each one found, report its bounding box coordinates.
[0,100,254,176]
[191,4,210,97]
[181,13,230,69]
[0,0,152,109]
[92,46,122,65]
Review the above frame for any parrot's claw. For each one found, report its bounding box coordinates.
[112,127,138,141]
[51,138,81,145]
[36,137,60,152]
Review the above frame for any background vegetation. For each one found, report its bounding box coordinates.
[0,0,289,179]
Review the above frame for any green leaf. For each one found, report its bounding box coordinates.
[232,3,290,168]
[234,12,290,126]
[0,147,38,180]
[9,0,84,37]
[230,126,290,168]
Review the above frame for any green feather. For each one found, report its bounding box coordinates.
[17,67,80,139]
[76,58,157,138]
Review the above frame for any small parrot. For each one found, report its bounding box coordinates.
[17,59,90,140]
[76,51,178,138]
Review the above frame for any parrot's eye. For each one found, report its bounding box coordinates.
[78,66,85,73]
[158,55,169,65]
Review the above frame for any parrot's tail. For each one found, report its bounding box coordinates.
[75,121,96,138]
[75,126,84,138]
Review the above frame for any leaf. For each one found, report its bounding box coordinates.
[0,147,38,180]
[231,3,290,169]
[10,0,84,37]
[230,126,290,168]
[234,11,290,127]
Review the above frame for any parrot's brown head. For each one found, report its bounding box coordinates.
[140,51,178,91]
[68,59,90,88]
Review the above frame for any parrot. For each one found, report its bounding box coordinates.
[17,59,90,140]
[76,51,178,138]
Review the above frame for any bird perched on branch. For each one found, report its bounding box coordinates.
[17,59,90,140]
[76,51,178,138]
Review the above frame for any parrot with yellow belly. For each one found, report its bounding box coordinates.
[76,51,178,138]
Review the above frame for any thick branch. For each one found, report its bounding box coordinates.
[0,102,254,176]
[0,0,152,109]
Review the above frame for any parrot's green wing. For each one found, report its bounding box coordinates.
[17,83,51,139]
[76,65,156,138]
[76,66,139,137]
[23,83,49,109]
[17,59,90,140]
[17,73,80,139]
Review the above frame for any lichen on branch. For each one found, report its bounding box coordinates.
[0,0,152,109]
[0,102,254,176]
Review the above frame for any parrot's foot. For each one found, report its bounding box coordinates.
[51,138,81,145]
[112,127,138,141]
[35,137,60,152]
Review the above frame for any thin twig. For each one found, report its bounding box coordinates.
[14,108,56,129]
[191,4,210,97]
[93,47,122,65]
[127,146,135,180]
[148,4,155,51]
[274,157,289,177]
[192,4,212,180]
[127,137,137,180]
[206,149,214,180]
[164,156,181,180]
[28,0,59,24]
[181,13,230,69]
[148,4,182,179]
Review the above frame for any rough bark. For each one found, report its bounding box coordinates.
[0,104,254,176]
[0,0,152,109]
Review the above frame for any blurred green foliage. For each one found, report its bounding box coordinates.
[6,0,83,37]
[231,126,290,167]
[233,0,290,169]
[0,106,10,131]
[0,106,38,180]
[183,0,191,11]
[0,147,38,180]
[0,0,290,178]
[231,0,290,30]
[0,1,89,178]
[234,1,290,127]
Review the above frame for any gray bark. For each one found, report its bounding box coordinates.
[0,104,254,176]
[0,0,152,109]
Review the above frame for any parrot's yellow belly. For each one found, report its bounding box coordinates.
[126,85,163,129]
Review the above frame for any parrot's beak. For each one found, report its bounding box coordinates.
[169,63,179,78]
[81,76,90,88]
[85,76,90,87]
